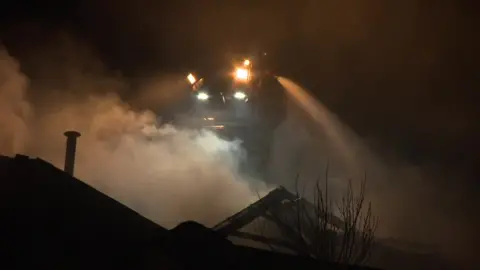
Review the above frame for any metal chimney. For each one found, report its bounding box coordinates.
[64,130,81,176]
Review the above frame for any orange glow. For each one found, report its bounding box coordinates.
[187,73,196,84]
[205,125,224,130]
[235,67,249,81]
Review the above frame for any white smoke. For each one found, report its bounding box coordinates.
[271,76,478,267]
[0,46,269,228]
[0,49,31,155]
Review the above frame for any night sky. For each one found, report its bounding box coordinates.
[1,1,477,181]
[1,0,479,266]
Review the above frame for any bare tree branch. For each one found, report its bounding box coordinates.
[259,164,378,266]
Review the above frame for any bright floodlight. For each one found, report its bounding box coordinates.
[243,59,250,66]
[234,91,247,100]
[235,67,249,81]
[197,92,209,100]
[187,73,196,85]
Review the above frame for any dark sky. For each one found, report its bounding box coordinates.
[1,0,478,174]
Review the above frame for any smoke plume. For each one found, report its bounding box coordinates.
[0,49,31,155]
[269,77,478,268]
[0,44,267,229]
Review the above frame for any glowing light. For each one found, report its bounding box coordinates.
[197,92,209,100]
[234,91,247,100]
[187,73,196,85]
[204,125,224,130]
[235,67,249,81]
[243,59,250,66]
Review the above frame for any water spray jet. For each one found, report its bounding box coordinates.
[270,75,386,188]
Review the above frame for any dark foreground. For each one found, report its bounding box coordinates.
[0,154,378,270]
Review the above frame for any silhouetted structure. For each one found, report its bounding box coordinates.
[63,130,81,175]
[0,154,380,269]
[0,154,170,269]
[213,182,452,270]
[214,186,345,236]
[213,186,368,260]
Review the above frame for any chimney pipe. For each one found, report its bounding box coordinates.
[64,130,81,176]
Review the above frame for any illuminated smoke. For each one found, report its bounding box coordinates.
[0,46,268,228]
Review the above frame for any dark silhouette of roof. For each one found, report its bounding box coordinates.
[0,154,381,269]
[0,154,170,269]
[213,186,345,236]
[211,171,453,270]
